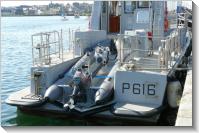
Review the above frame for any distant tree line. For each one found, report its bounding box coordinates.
[1,2,93,16]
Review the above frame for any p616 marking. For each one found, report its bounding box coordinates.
[122,82,156,96]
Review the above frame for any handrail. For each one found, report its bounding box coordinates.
[116,28,185,71]
[31,28,81,66]
[32,30,63,66]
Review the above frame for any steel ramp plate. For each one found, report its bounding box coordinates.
[112,102,165,118]
[70,101,115,116]
[6,87,45,107]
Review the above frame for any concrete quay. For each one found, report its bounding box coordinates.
[175,70,192,126]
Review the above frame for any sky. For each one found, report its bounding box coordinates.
[1,1,93,7]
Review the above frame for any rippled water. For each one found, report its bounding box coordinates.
[1,16,91,126]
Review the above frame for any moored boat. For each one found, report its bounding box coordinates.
[6,1,192,124]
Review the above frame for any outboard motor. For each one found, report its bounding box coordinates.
[44,52,94,102]
[94,46,109,65]
[64,67,91,110]
[72,68,91,100]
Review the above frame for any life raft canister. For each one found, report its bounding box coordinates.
[147,32,153,41]
[164,1,169,32]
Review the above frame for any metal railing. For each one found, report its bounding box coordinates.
[116,29,185,71]
[177,12,191,28]
[32,28,81,66]
[32,30,63,66]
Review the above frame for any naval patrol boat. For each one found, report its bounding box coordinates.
[6,1,192,124]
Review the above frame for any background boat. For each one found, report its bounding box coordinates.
[61,5,68,21]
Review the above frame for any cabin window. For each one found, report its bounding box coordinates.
[136,10,149,23]
[124,1,136,13]
[138,1,149,8]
